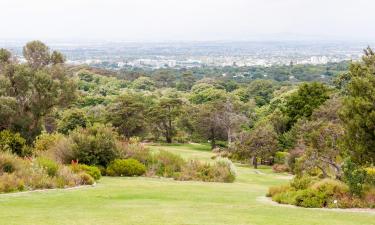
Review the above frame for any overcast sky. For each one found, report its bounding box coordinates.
[0,0,374,42]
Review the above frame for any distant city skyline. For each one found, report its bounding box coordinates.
[0,0,375,42]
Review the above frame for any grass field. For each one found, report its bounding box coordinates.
[0,144,373,225]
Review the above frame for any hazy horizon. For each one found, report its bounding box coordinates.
[1,0,375,42]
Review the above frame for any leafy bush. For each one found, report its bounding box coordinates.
[79,172,95,185]
[0,130,30,157]
[44,136,74,164]
[117,141,152,165]
[274,151,289,164]
[0,152,92,193]
[36,157,59,177]
[177,158,236,183]
[294,189,326,208]
[290,175,317,190]
[152,150,185,177]
[272,164,289,173]
[343,159,367,196]
[272,190,299,205]
[106,159,146,176]
[34,133,63,152]
[58,109,88,135]
[70,124,119,166]
[365,167,375,186]
[267,184,292,197]
[71,164,101,180]
[310,179,349,197]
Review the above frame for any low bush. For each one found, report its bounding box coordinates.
[290,175,317,190]
[36,157,59,177]
[71,164,101,180]
[106,159,146,176]
[272,164,289,173]
[272,190,299,205]
[33,133,63,152]
[294,189,326,208]
[79,172,95,185]
[177,158,236,183]
[152,150,185,177]
[117,141,152,165]
[0,152,93,193]
[267,184,292,197]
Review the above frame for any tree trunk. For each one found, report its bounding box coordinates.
[210,128,216,150]
[252,156,258,169]
[166,135,172,143]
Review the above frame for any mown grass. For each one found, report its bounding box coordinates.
[0,144,373,225]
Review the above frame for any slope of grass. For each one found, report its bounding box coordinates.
[0,144,373,225]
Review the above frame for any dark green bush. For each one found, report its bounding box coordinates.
[36,157,59,177]
[106,159,146,176]
[70,124,119,166]
[71,164,101,180]
[343,159,367,196]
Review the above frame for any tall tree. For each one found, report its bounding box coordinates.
[340,47,375,165]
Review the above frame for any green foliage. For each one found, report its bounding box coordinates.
[365,167,375,186]
[36,157,59,177]
[294,189,326,208]
[339,48,375,165]
[78,172,95,185]
[274,151,289,164]
[71,164,101,180]
[0,130,29,157]
[153,150,186,177]
[107,92,148,138]
[106,159,146,176]
[283,82,330,127]
[70,124,119,166]
[290,175,316,190]
[131,76,155,90]
[58,109,88,134]
[33,132,63,152]
[342,159,367,196]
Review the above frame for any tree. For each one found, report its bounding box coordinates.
[148,97,183,143]
[235,124,278,168]
[176,71,196,91]
[0,41,76,142]
[22,40,50,70]
[131,76,155,90]
[247,80,276,106]
[340,47,375,165]
[283,82,330,127]
[107,92,149,138]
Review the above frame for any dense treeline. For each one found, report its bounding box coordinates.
[0,41,373,207]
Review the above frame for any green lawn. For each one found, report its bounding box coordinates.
[0,144,373,225]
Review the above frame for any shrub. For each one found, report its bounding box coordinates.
[267,184,292,197]
[45,136,74,164]
[290,175,317,190]
[272,190,299,205]
[33,133,63,152]
[0,130,29,157]
[311,179,349,197]
[57,109,88,135]
[342,159,367,196]
[79,172,95,185]
[106,159,146,176]
[294,189,326,208]
[0,173,25,193]
[272,164,289,173]
[365,167,375,186]
[274,151,289,164]
[70,124,119,166]
[177,158,236,183]
[71,164,101,180]
[152,150,185,177]
[36,157,59,177]
[117,141,152,165]
[0,152,26,174]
